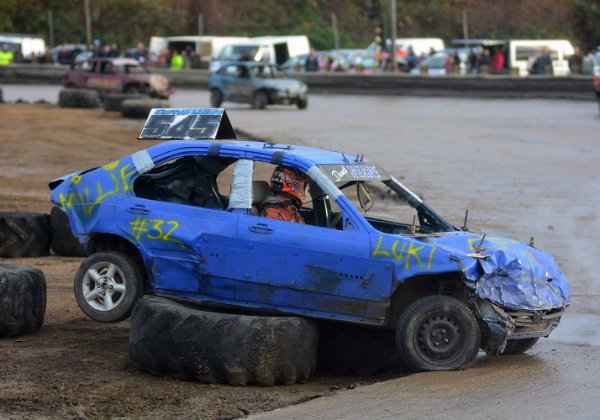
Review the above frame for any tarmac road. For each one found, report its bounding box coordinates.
[3,84,600,418]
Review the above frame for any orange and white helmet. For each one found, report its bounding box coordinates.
[270,166,307,207]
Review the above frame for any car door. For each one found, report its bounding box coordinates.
[234,189,393,322]
[115,155,238,300]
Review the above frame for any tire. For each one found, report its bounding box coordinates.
[121,99,170,119]
[49,206,87,257]
[0,212,50,258]
[0,88,3,103]
[103,93,146,112]
[210,89,223,107]
[251,91,268,109]
[129,296,319,386]
[0,264,46,337]
[501,338,539,355]
[74,251,144,323]
[396,295,480,371]
[58,88,99,108]
[296,97,308,110]
[317,321,402,376]
[124,84,147,95]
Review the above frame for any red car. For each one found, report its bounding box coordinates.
[63,57,173,98]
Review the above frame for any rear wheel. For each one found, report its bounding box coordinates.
[252,91,268,109]
[74,251,144,323]
[297,97,308,110]
[501,338,539,355]
[210,89,223,107]
[396,295,480,371]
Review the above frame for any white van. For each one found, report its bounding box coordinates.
[212,35,310,70]
[507,40,575,76]
[0,33,46,58]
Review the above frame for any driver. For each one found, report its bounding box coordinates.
[260,166,307,223]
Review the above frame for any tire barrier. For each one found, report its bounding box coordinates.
[103,93,146,112]
[0,212,50,258]
[49,206,87,257]
[129,296,319,386]
[58,88,99,108]
[0,263,46,337]
[121,99,170,119]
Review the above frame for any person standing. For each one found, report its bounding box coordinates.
[568,47,583,75]
[170,50,184,71]
[490,47,505,74]
[304,48,319,72]
[0,44,14,65]
[533,47,553,75]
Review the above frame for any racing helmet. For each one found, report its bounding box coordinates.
[270,166,307,207]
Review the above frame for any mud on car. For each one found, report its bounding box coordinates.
[63,56,173,98]
[209,62,308,109]
[49,108,569,372]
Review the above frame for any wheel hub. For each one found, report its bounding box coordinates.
[418,315,462,360]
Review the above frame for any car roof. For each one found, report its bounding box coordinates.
[144,139,367,169]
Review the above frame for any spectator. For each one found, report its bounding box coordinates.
[452,51,461,74]
[92,39,105,57]
[38,47,54,64]
[406,47,417,72]
[108,42,120,58]
[305,48,319,72]
[0,44,14,65]
[57,44,70,65]
[490,46,505,74]
[582,51,595,75]
[531,47,553,75]
[444,53,454,74]
[170,50,184,71]
[467,48,479,73]
[568,47,583,75]
[428,47,436,56]
[189,50,201,69]
[479,49,491,74]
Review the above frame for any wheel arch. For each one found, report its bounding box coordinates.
[384,271,469,328]
[87,233,149,286]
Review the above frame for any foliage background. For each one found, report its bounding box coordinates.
[1,0,598,51]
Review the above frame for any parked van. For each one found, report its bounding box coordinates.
[149,36,250,69]
[212,35,310,70]
[0,33,46,59]
[507,40,575,76]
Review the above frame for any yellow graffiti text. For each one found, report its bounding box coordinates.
[372,234,437,271]
[130,216,182,245]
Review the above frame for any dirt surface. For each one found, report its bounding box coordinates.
[0,105,379,419]
[1,94,599,419]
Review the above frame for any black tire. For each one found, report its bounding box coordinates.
[74,251,144,323]
[0,212,50,258]
[210,89,223,107]
[58,88,99,108]
[103,93,146,112]
[501,338,539,355]
[396,295,480,371]
[297,97,308,110]
[121,99,170,119]
[124,84,147,95]
[317,321,402,376]
[49,206,87,257]
[0,88,3,103]
[252,91,268,109]
[129,296,319,386]
[0,264,46,337]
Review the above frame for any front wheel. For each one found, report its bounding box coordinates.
[74,251,144,323]
[296,97,308,110]
[252,91,268,109]
[396,295,480,371]
[210,89,223,107]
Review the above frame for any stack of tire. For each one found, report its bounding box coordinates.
[57,88,170,118]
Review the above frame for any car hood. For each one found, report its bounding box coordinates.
[260,78,307,94]
[423,231,570,311]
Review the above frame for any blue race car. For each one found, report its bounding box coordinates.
[209,62,308,109]
[49,109,569,371]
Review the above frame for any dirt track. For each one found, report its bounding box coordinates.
[0,105,378,419]
[1,94,599,418]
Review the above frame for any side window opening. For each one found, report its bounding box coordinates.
[133,155,235,210]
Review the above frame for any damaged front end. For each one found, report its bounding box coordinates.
[429,233,570,354]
